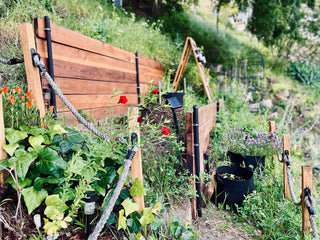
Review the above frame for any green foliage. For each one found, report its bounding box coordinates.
[288,59,320,87]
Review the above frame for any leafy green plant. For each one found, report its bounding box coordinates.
[289,59,320,87]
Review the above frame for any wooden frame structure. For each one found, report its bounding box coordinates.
[20,18,164,120]
[186,101,217,218]
[172,37,213,102]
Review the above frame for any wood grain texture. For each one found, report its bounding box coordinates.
[55,94,138,112]
[34,18,164,71]
[302,166,312,237]
[128,107,145,212]
[0,94,8,186]
[283,134,290,198]
[19,23,46,118]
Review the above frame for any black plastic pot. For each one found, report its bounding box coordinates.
[228,151,265,175]
[163,92,185,106]
[214,166,255,210]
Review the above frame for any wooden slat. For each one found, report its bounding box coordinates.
[59,105,134,120]
[34,18,164,71]
[198,102,217,126]
[56,94,138,112]
[35,38,163,78]
[0,94,8,186]
[283,134,290,198]
[302,166,312,238]
[128,107,145,212]
[19,23,46,118]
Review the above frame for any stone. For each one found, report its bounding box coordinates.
[278,89,290,98]
[249,103,260,112]
[268,112,278,120]
[260,99,272,108]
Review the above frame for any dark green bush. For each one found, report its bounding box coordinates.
[288,59,320,87]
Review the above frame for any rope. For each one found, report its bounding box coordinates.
[304,189,319,239]
[0,55,24,65]
[284,154,302,206]
[88,146,138,240]
[31,50,110,141]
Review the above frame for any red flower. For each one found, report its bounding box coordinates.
[9,96,15,104]
[3,87,8,94]
[114,138,117,142]
[118,96,128,104]
[137,117,142,124]
[16,87,22,94]
[152,89,159,94]
[26,101,32,108]
[26,91,32,98]
[162,127,170,136]
[21,96,25,101]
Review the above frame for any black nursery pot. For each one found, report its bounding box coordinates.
[163,92,185,106]
[214,166,255,211]
[228,151,265,175]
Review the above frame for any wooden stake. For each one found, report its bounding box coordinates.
[283,134,290,198]
[302,166,312,238]
[19,23,46,118]
[0,94,8,186]
[269,121,277,161]
[128,107,145,212]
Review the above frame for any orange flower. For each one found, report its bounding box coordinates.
[0,88,3,92]
[49,106,54,113]
[15,87,22,94]
[9,96,15,104]
[73,119,78,126]
[21,96,25,101]
[26,92,32,98]
[3,87,8,94]
[26,101,32,108]
[11,89,16,94]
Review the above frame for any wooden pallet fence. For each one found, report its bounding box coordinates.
[0,94,8,186]
[128,107,145,212]
[186,101,217,219]
[20,17,164,120]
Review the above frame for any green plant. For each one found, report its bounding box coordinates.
[288,59,320,87]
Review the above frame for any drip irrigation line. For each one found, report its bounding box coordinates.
[88,146,138,240]
[31,49,110,141]
[0,55,24,65]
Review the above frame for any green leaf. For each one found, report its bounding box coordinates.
[47,124,68,139]
[5,128,28,145]
[135,233,145,240]
[2,143,19,156]
[181,230,194,240]
[66,129,84,144]
[139,208,155,227]
[130,178,145,197]
[45,195,68,213]
[121,198,139,217]
[44,205,63,219]
[118,209,127,230]
[28,127,46,137]
[91,184,105,196]
[127,217,141,234]
[150,216,163,232]
[36,148,68,174]
[68,155,86,175]
[8,149,37,180]
[33,176,62,191]
[106,212,116,226]
[119,189,130,200]
[29,135,45,151]
[22,186,48,214]
[6,177,32,190]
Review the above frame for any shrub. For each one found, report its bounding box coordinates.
[288,59,320,87]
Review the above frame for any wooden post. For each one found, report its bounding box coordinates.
[19,23,46,118]
[128,107,145,212]
[283,134,290,198]
[269,121,277,161]
[302,166,313,238]
[0,94,8,186]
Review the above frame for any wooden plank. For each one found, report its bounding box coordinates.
[35,38,163,78]
[128,107,145,212]
[269,121,277,161]
[198,102,217,126]
[55,94,138,112]
[59,105,135,121]
[19,23,46,118]
[283,134,290,198]
[204,170,216,201]
[0,94,8,186]
[34,18,164,71]
[46,78,140,95]
[302,166,313,238]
